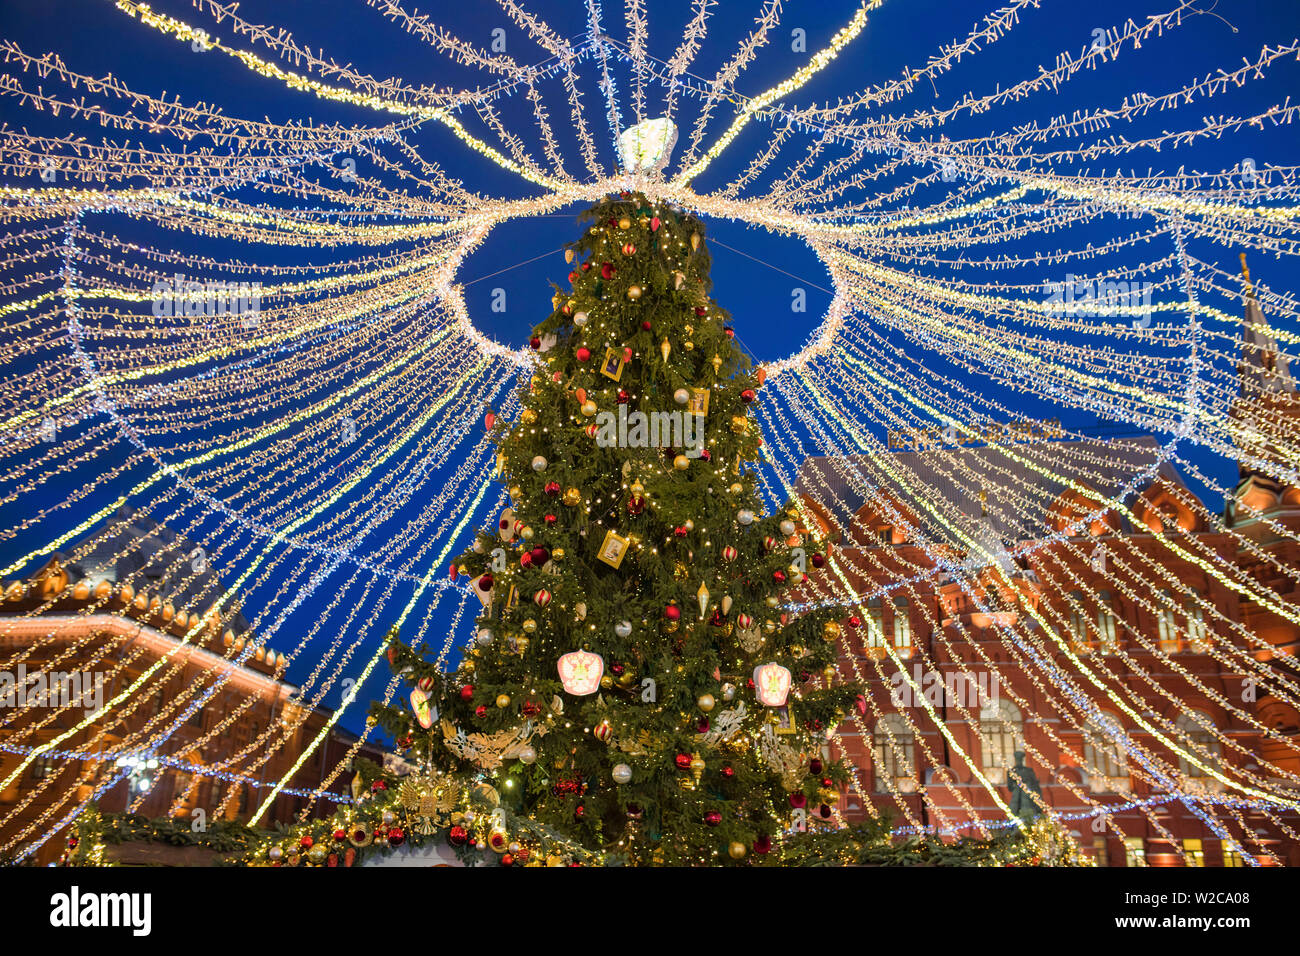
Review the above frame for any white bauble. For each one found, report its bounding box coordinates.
[737,509,754,525]
[518,745,537,764]
[674,388,690,405]
[615,620,633,638]
[612,763,633,785]
[531,456,548,472]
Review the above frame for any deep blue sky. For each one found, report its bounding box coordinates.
[2,0,1298,738]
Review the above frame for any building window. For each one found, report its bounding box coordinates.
[978,699,1022,785]
[877,526,893,545]
[1183,838,1205,866]
[1222,843,1244,867]
[1067,590,1092,653]
[1083,714,1129,791]
[1093,836,1110,866]
[1185,599,1211,654]
[1123,837,1147,867]
[1174,710,1222,782]
[892,597,913,656]
[866,598,886,655]
[30,756,56,780]
[1156,590,1181,653]
[872,714,915,793]
[1095,591,1119,653]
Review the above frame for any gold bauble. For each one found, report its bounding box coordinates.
[697,693,716,712]
[627,285,643,300]
[496,694,511,708]
[689,754,706,776]
[823,665,837,680]
[690,232,701,250]
[563,487,582,506]
[509,485,522,498]
[581,400,598,417]
[728,841,747,860]
[600,675,614,690]
[765,596,780,608]
[729,483,743,494]
[763,619,777,634]
[515,636,530,654]
[619,217,632,230]
[673,454,690,471]
[520,526,534,541]
[552,548,565,560]
[630,481,645,496]
[522,618,538,633]
[822,620,842,641]
[521,408,537,425]
[730,415,749,435]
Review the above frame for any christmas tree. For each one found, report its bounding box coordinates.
[375,191,861,865]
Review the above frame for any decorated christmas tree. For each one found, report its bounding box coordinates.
[376,190,861,865]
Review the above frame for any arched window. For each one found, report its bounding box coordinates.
[1066,590,1091,653]
[1083,713,1130,792]
[1185,595,1211,653]
[1156,589,1181,653]
[978,699,1023,785]
[892,596,913,656]
[865,597,886,656]
[1095,590,1119,653]
[1174,710,1222,782]
[872,714,915,793]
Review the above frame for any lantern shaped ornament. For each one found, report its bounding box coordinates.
[618,117,678,174]
[753,662,792,707]
[557,650,605,696]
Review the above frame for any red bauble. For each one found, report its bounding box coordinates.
[333,827,347,841]
[753,835,772,855]
[574,804,585,820]
[704,811,722,827]
[582,262,591,271]
[674,526,688,537]
[809,758,824,775]
[477,573,494,591]
[724,327,735,339]
[610,663,625,675]
[475,705,488,718]
[545,513,557,525]
[628,496,645,515]
[788,792,807,809]
[664,604,681,621]
[617,389,630,404]
[697,717,710,733]
[848,615,862,628]
[694,306,706,316]
[819,804,832,819]
[721,765,735,778]
[576,347,591,362]
[700,449,711,461]
[530,546,549,565]
[641,320,652,330]
[460,685,475,700]
[675,753,693,771]
[544,481,561,496]
[388,827,406,847]
[773,570,786,583]
[530,336,541,350]
[371,780,387,793]
[448,825,468,846]
[822,777,833,788]
[741,388,756,403]
[501,853,515,866]
[520,552,533,569]
[811,553,826,568]
[522,701,541,717]
[601,262,615,280]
